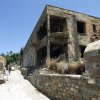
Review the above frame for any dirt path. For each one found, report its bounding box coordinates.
[0,70,49,100]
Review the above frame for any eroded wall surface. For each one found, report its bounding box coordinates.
[29,74,100,100]
[22,5,100,67]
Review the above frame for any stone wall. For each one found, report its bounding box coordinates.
[26,40,100,100]
[84,40,100,86]
[28,74,100,100]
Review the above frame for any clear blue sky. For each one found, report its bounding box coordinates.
[0,0,100,54]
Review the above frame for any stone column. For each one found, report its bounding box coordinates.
[34,49,37,67]
[67,15,80,62]
[33,33,37,67]
[65,18,68,61]
[46,14,50,65]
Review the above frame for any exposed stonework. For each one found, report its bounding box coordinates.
[90,30,100,42]
[21,6,100,100]
[20,5,100,69]
[0,56,6,67]
[0,56,6,83]
[84,40,100,86]
[25,40,100,100]
[28,74,100,100]
[20,5,100,100]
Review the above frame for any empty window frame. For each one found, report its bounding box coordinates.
[77,21,86,35]
[92,24,96,32]
[50,43,66,59]
[37,21,47,40]
[79,45,86,58]
[37,46,47,66]
[50,16,66,33]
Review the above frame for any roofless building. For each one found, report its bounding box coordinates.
[20,5,100,68]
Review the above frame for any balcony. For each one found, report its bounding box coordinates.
[31,36,47,51]
[50,32,68,39]
[31,40,40,47]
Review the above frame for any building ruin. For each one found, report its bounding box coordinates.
[20,5,100,69]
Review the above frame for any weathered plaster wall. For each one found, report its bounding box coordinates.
[28,74,100,100]
[0,56,6,67]
[22,5,100,68]
[47,5,100,46]
[84,40,100,86]
[22,47,34,68]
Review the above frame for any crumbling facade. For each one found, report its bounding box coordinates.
[0,56,6,82]
[0,56,6,68]
[20,5,100,69]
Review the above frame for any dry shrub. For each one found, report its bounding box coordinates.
[48,59,85,75]
[68,60,85,75]
[50,62,57,72]
[68,63,76,74]
[57,61,69,74]
[48,59,57,72]
[48,60,69,74]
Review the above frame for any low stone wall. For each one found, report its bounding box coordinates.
[20,68,28,78]
[28,74,100,100]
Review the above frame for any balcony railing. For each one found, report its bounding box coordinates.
[49,32,68,39]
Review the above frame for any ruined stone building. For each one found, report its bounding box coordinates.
[0,56,6,68]
[20,5,100,68]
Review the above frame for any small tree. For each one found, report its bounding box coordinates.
[5,51,20,66]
